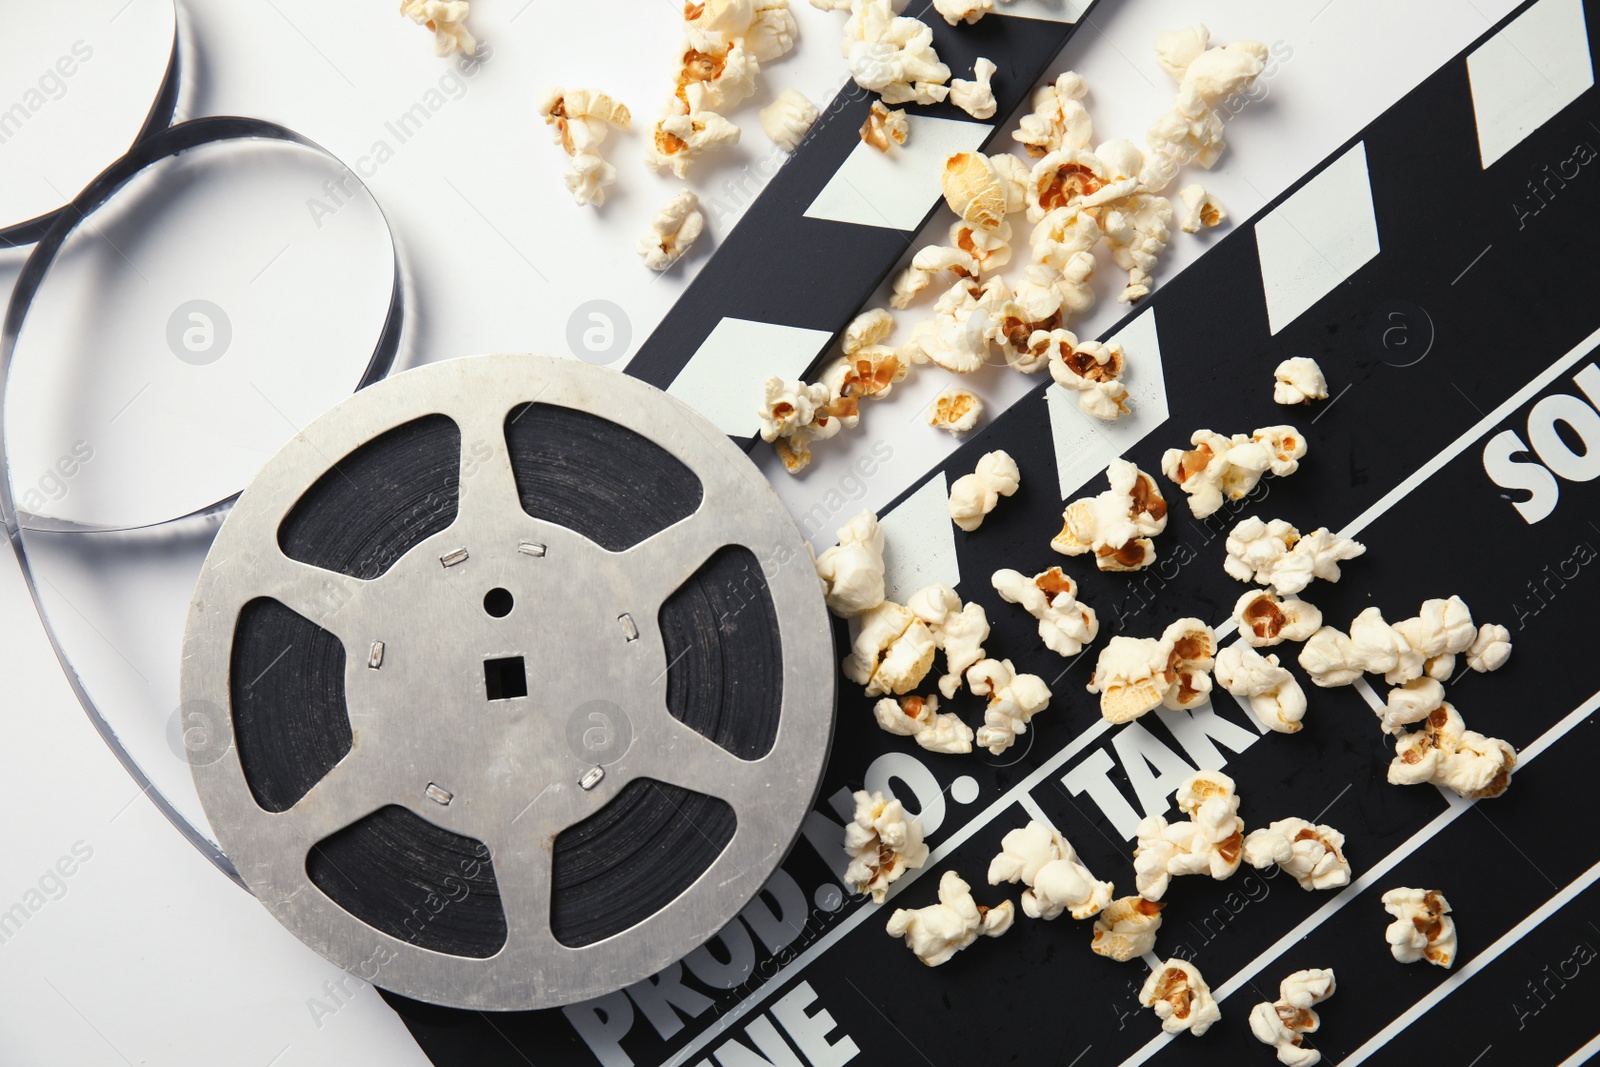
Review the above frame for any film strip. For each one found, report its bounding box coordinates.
[624,1,1097,443]
[385,0,1600,1061]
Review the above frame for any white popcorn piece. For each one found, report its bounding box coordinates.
[1133,771,1244,901]
[747,0,800,63]
[1214,642,1308,734]
[1047,333,1132,422]
[967,658,1051,755]
[844,789,929,904]
[1140,959,1222,1037]
[1088,619,1214,723]
[842,0,952,106]
[814,511,886,618]
[873,693,974,754]
[950,57,998,120]
[885,870,1014,966]
[1389,702,1517,799]
[564,153,618,208]
[1153,24,1211,82]
[992,267,1066,373]
[758,376,831,443]
[1243,819,1351,891]
[950,218,1013,274]
[844,601,939,698]
[988,821,1114,921]
[1102,192,1174,302]
[943,151,1012,232]
[1297,626,1363,688]
[1382,887,1457,969]
[1273,357,1330,406]
[1224,518,1367,596]
[1014,71,1093,158]
[927,387,983,434]
[907,584,990,699]
[860,100,909,152]
[1234,589,1322,648]
[890,245,980,309]
[1091,896,1165,961]
[1052,459,1168,572]
[1029,208,1100,316]
[906,275,1007,373]
[537,88,632,157]
[932,0,993,26]
[1467,623,1512,672]
[647,106,741,179]
[686,0,796,59]
[1249,968,1336,1067]
[1350,599,1473,687]
[1161,427,1306,519]
[1177,183,1226,233]
[637,189,706,270]
[400,0,476,56]
[1026,148,1115,224]
[992,566,1100,658]
[758,87,819,152]
[1379,676,1444,735]
[948,449,1020,532]
[674,38,761,113]
[1160,618,1216,711]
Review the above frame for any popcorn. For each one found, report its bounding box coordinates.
[758,87,819,152]
[906,584,990,699]
[1101,192,1174,302]
[1134,771,1244,900]
[1091,896,1165,961]
[758,376,831,443]
[991,267,1066,372]
[1348,598,1477,686]
[928,387,983,433]
[1273,357,1329,406]
[906,275,1008,373]
[1140,959,1221,1036]
[842,0,951,106]
[933,0,992,25]
[943,152,1011,232]
[1161,427,1307,519]
[873,693,974,754]
[1379,676,1444,735]
[564,153,618,208]
[1160,618,1216,710]
[1052,459,1169,572]
[951,218,1013,274]
[1177,184,1226,232]
[861,100,909,152]
[1029,207,1100,314]
[950,57,998,120]
[1025,149,1112,224]
[1223,518,1366,596]
[1214,642,1308,733]
[988,821,1113,921]
[637,190,706,270]
[1143,30,1267,192]
[1234,590,1322,647]
[814,511,886,618]
[1047,333,1131,421]
[1088,636,1170,724]
[1389,702,1517,799]
[647,108,741,178]
[1249,968,1336,1067]
[844,601,938,697]
[1013,71,1093,158]
[537,88,632,156]
[676,42,761,113]
[1297,626,1363,688]
[1243,819,1351,891]
[948,450,1020,532]
[745,0,800,63]
[844,789,929,903]
[885,870,1014,966]
[1467,623,1512,672]
[1381,887,1456,968]
[890,245,980,309]
[1153,24,1211,82]
[400,0,476,56]
[967,658,1051,755]
[991,567,1100,657]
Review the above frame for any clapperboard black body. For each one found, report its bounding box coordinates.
[386,0,1600,1063]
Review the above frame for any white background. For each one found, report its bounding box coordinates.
[0,0,1519,1063]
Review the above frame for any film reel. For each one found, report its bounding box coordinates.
[182,354,834,1010]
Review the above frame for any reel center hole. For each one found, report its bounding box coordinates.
[483,657,527,701]
[483,587,514,618]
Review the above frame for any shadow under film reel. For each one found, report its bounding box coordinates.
[182,354,836,1010]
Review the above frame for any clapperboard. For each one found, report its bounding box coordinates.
[386,0,1600,1062]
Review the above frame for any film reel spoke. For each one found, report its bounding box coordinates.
[621,510,739,616]
[257,745,389,850]
[622,707,765,805]
[245,548,370,650]
[482,843,558,961]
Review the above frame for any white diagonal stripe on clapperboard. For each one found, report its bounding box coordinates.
[661,324,1600,1067]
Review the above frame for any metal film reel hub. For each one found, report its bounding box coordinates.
[183,354,834,1010]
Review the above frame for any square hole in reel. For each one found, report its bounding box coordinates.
[483,657,528,701]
